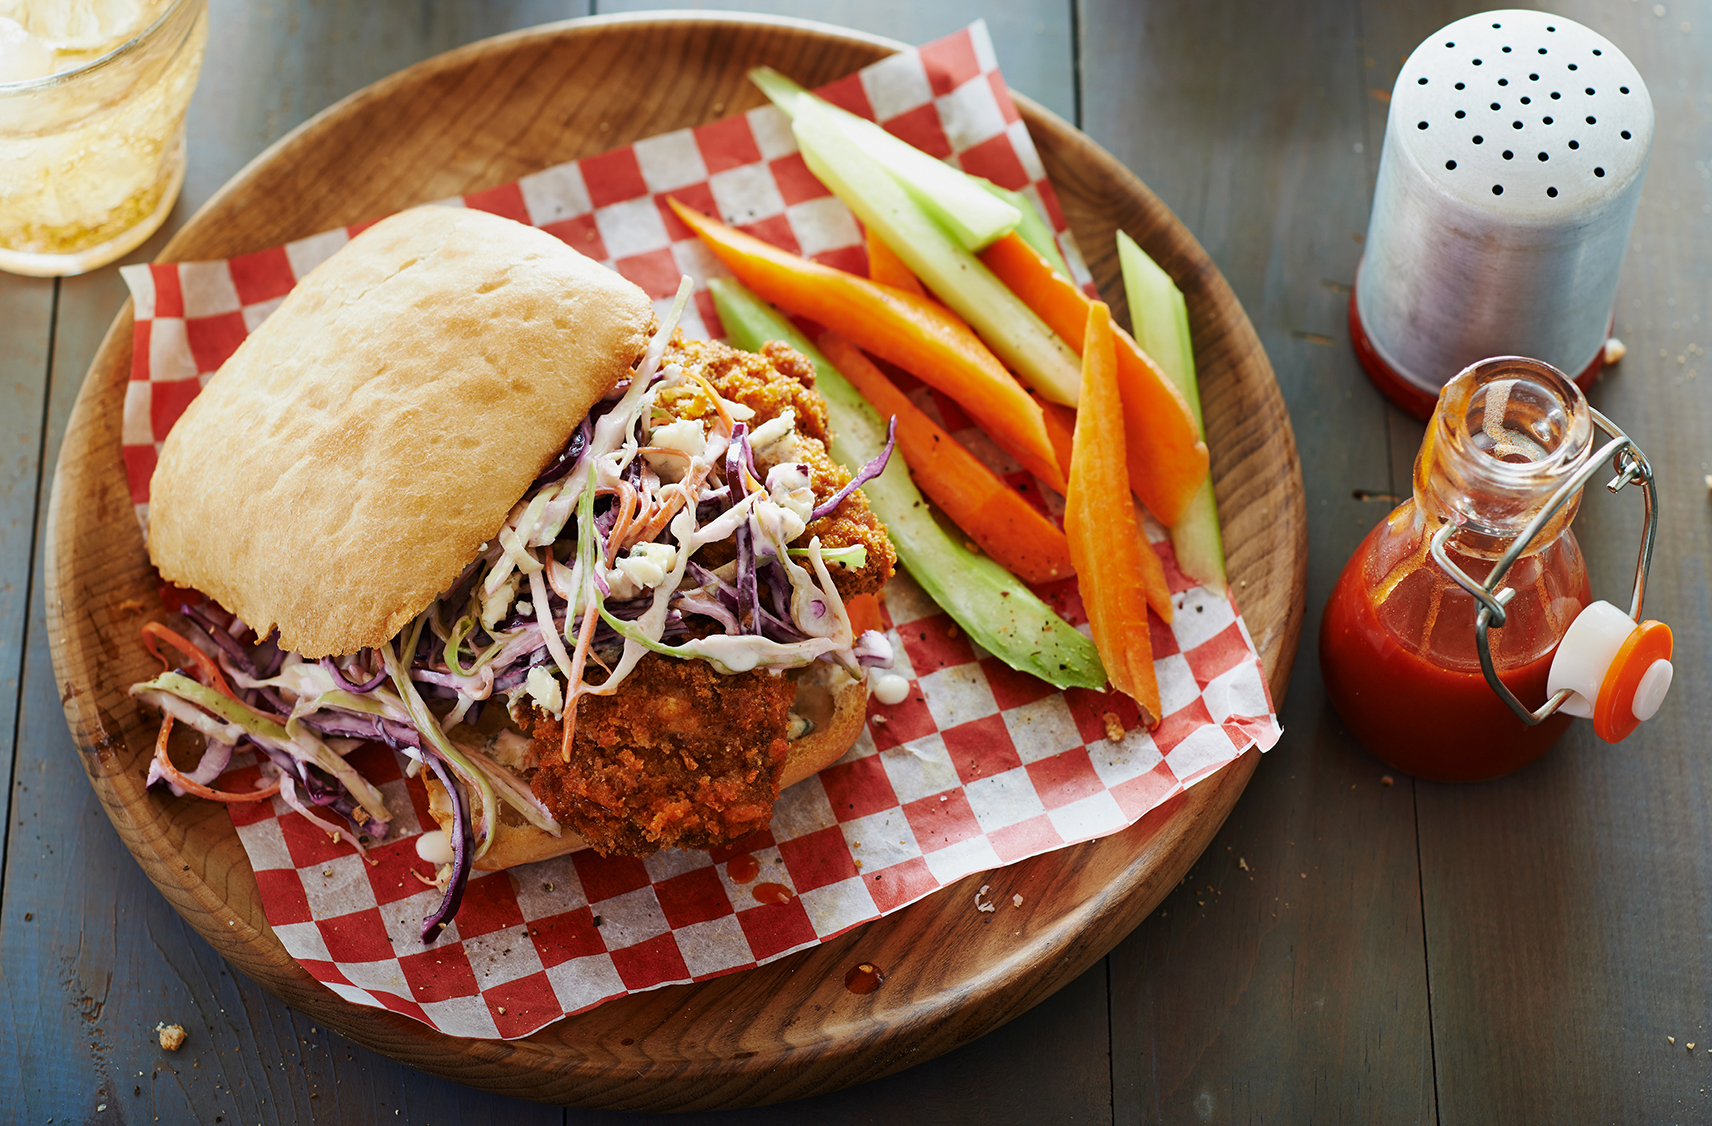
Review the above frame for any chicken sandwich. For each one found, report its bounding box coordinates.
[131,206,896,940]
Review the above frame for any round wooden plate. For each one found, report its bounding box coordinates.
[45,12,1305,1111]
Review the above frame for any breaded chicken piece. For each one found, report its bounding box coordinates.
[527,336,896,857]
[529,654,796,855]
[663,335,896,598]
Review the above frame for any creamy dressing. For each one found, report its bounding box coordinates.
[415,829,455,865]
[870,671,911,705]
[676,632,841,674]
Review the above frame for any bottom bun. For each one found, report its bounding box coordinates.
[426,664,870,870]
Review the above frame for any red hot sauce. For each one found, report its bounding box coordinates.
[726,854,760,884]
[1321,522,1586,781]
[1320,358,1596,782]
[844,963,884,994]
[753,882,794,905]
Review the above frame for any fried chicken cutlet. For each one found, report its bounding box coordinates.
[530,654,797,855]
[527,336,894,856]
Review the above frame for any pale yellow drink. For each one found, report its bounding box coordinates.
[0,0,207,276]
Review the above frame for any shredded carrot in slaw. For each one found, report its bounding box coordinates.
[560,600,602,763]
[152,714,282,804]
[631,459,715,545]
[142,621,239,700]
[685,368,737,434]
[604,482,640,567]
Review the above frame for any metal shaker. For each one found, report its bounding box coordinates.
[1351,9,1653,419]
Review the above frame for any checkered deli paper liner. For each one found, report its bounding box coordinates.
[118,22,1282,1040]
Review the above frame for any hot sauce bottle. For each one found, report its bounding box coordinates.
[1320,357,1669,782]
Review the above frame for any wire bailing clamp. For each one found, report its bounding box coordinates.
[1426,406,1658,727]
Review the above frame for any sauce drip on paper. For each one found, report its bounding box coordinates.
[753,882,794,905]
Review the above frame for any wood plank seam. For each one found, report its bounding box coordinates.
[1071,0,1084,131]
[1410,781,1440,1120]
[1,276,59,922]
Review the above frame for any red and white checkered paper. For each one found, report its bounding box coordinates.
[119,22,1281,1040]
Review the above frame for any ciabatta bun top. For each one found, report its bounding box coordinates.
[146,206,654,657]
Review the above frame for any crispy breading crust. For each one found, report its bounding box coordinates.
[664,335,896,599]
[529,654,797,855]
[424,664,870,870]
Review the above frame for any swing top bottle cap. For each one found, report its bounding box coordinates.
[1416,356,1592,551]
[1546,601,1673,743]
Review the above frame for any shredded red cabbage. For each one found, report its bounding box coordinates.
[299,711,422,754]
[530,417,591,489]
[321,656,388,694]
[420,750,472,943]
[810,415,896,521]
[180,603,252,670]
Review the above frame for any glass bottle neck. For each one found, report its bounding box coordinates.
[1412,356,1594,559]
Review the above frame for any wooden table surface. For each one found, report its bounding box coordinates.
[2,1,1707,1122]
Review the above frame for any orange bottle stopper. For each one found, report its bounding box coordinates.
[1593,620,1673,743]
[1546,602,1674,744]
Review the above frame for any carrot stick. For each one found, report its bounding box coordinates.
[980,231,1209,526]
[820,332,1075,584]
[1037,396,1173,622]
[669,198,1065,492]
[1131,526,1174,625]
[1064,302,1161,723]
[1036,396,1076,486]
[845,592,885,637]
[865,227,927,298]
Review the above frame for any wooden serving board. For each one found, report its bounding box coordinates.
[44,13,1306,1111]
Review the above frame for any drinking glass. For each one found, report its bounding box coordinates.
[0,0,208,276]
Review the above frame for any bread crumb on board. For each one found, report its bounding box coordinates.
[155,1023,186,1051]
[975,885,996,913]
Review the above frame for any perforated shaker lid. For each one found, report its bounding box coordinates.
[1390,10,1652,215]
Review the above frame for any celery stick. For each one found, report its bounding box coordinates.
[1116,230,1227,594]
[709,278,1106,690]
[750,67,1021,252]
[747,65,811,115]
[788,97,1084,407]
[974,177,1071,276]
[749,65,808,115]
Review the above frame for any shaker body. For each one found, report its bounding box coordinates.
[1351,9,1653,418]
